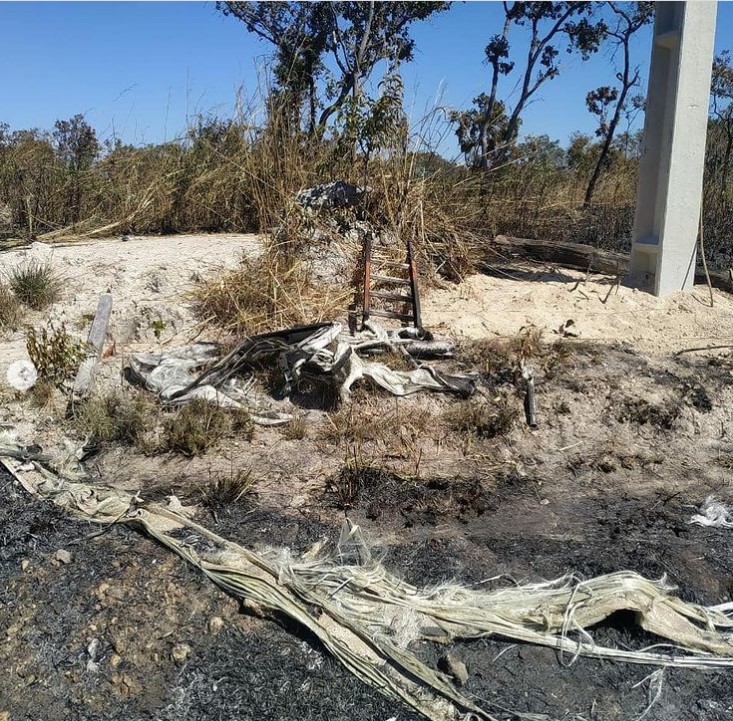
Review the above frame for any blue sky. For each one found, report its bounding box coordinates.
[1,1,731,158]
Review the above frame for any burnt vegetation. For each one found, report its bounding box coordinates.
[326,461,493,524]
[5,6,733,720]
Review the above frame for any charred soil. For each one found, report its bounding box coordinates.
[4,240,733,720]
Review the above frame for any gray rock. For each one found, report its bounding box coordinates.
[54,548,73,565]
[296,181,369,210]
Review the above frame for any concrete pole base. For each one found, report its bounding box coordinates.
[628,1,716,296]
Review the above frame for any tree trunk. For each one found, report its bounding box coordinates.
[584,36,633,208]
[584,86,629,207]
[500,6,579,157]
[503,20,538,150]
[316,71,355,132]
[479,15,511,170]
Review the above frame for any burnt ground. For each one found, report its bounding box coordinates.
[4,340,733,720]
[0,475,423,721]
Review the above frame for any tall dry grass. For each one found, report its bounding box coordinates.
[1,97,730,276]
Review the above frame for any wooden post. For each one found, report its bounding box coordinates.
[73,293,112,400]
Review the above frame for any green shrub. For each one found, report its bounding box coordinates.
[26,322,86,386]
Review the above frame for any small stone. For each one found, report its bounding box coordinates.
[111,673,142,698]
[438,653,469,686]
[54,549,73,565]
[109,654,122,669]
[207,616,224,635]
[0,711,9,721]
[171,643,191,664]
[110,634,127,655]
[5,623,20,639]
[20,559,30,571]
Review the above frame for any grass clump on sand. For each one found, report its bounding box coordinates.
[190,253,347,336]
[161,398,254,457]
[73,394,255,458]
[0,283,23,330]
[200,468,257,510]
[443,395,518,439]
[72,390,153,448]
[325,399,432,447]
[458,326,574,390]
[8,260,63,310]
[281,414,307,441]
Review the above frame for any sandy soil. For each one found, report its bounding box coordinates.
[424,265,733,356]
[0,233,261,373]
[0,234,261,450]
[4,235,733,720]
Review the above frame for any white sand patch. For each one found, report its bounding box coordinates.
[423,268,733,355]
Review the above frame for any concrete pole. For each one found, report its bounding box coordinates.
[629,1,717,296]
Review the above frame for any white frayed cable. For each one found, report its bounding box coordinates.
[632,668,665,721]
[689,495,733,529]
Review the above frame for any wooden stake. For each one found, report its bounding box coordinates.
[72,293,113,400]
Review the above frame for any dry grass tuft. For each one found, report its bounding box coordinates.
[8,260,63,310]
[161,398,254,457]
[324,399,432,449]
[458,338,519,385]
[326,460,388,511]
[190,252,348,336]
[510,325,545,358]
[72,390,155,449]
[281,414,308,441]
[375,350,416,372]
[200,468,256,509]
[326,455,494,522]
[0,282,23,330]
[443,394,518,439]
[29,379,56,408]
[459,326,573,386]
[616,398,680,430]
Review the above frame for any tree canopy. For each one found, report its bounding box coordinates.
[217,1,448,136]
